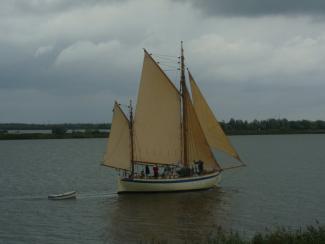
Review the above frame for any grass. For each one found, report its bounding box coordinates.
[250,225,325,244]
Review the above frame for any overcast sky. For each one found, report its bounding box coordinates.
[1,0,325,123]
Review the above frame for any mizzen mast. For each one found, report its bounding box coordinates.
[180,41,188,167]
[129,99,135,176]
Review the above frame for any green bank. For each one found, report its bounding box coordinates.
[143,225,325,243]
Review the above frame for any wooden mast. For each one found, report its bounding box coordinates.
[129,99,135,176]
[180,41,188,167]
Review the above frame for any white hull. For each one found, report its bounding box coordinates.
[117,171,221,193]
[48,191,77,200]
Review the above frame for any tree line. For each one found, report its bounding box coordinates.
[220,118,325,134]
[1,119,325,135]
[0,123,110,131]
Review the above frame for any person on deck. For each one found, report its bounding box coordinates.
[198,160,204,175]
[163,165,171,178]
[194,160,204,175]
[145,165,150,177]
[153,165,159,178]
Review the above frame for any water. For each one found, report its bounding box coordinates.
[0,135,325,243]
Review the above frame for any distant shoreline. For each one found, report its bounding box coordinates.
[1,130,325,140]
[226,129,325,135]
[1,119,325,140]
[0,132,109,140]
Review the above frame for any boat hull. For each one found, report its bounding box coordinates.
[117,171,221,193]
[48,191,77,200]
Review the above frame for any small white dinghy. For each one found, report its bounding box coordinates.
[48,191,77,200]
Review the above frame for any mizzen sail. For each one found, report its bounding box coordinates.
[189,72,241,161]
[103,102,131,170]
[133,51,182,165]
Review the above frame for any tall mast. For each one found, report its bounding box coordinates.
[180,41,188,167]
[129,99,135,176]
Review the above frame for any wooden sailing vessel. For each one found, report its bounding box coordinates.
[103,43,243,193]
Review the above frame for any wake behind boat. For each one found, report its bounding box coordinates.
[103,42,244,193]
[48,191,77,200]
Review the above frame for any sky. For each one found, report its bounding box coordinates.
[1,0,325,123]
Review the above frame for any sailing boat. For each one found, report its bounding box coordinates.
[103,42,244,193]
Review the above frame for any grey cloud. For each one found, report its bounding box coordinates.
[0,40,139,98]
[183,0,325,16]
[1,0,325,122]
[3,0,123,15]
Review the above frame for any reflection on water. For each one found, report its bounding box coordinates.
[103,188,230,243]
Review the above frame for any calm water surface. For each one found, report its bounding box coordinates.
[0,135,325,243]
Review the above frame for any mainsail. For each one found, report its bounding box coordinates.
[188,72,241,161]
[183,86,221,171]
[103,102,131,170]
[133,50,182,165]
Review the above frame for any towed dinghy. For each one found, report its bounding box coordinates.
[48,191,77,200]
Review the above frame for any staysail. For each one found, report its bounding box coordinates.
[103,102,131,170]
[189,72,241,161]
[133,51,182,165]
[183,86,221,171]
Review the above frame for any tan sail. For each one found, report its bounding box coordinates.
[103,102,131,170]
[133,51,182,165]
[183,87,221,171]
[189,72,241,161]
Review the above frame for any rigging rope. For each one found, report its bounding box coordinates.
[151,53,178,58]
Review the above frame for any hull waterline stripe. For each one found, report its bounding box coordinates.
[118,187,216,194]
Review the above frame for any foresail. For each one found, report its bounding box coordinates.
[189,72,241,161]
[103,102,131,170]
[183,87,221,171]
[133,51,182,165]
